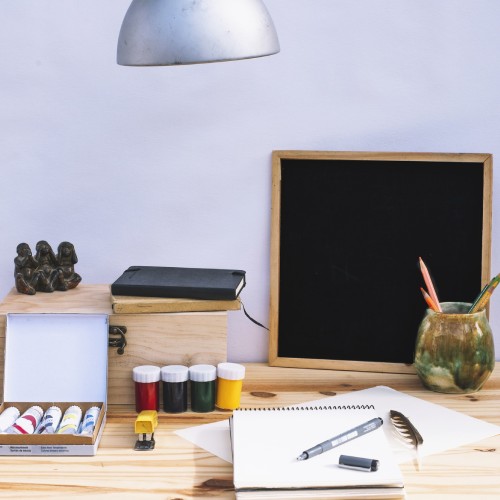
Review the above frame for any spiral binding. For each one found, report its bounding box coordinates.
[235,404,375,411]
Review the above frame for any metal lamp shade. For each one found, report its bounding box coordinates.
[117,0,280,66]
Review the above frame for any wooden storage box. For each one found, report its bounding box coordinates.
[0,285,228,406]
[0,313,108,455]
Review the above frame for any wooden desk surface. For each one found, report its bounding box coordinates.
[0,363,498,499]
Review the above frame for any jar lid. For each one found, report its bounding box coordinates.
[45,405,62,416]
[161,365,189,383]
[189,364,216,382]
[64,405,82,416]
[0,406,20,419]
[0,406,20,432]
[217,362,245,380]
[29,406,44,418]
[133,365,161,383]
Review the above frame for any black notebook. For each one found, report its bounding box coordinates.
[110,266,246,300]
[230,405,405,500]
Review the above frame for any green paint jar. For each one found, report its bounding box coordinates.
[414,302,495,393]
[189,364,216,412]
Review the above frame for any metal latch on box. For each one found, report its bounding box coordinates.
[108,325,127,355]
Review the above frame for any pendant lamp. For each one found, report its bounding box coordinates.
[117,0,280,66]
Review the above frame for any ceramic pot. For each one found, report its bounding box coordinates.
[414,302,495,393]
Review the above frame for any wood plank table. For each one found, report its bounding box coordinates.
[0,363,498,499]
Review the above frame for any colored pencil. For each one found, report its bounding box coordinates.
[420,287,439,312]
[468,274,500,313]
[419,257,442,312]
[468,283,489,313]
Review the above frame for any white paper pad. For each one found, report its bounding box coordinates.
[175,386,500,464]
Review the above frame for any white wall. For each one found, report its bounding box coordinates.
[1,0,500,362]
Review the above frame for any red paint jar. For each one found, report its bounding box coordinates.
[132,365,161,413]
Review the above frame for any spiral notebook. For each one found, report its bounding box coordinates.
[230,405,405,500]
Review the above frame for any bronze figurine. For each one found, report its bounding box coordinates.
[14,241,82,294]
[56,241,82,290]
[14,243,39,295]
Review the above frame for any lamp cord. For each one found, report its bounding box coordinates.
[240,300,269,331]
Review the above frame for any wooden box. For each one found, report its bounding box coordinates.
[0,285,228,406]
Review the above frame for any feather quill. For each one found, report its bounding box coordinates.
[390,409,424,470]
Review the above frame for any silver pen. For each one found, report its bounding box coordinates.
[296,417,383,461]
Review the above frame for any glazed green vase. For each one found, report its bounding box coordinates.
[414,302,495,393]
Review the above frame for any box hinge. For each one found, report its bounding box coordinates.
[108,325,127,355]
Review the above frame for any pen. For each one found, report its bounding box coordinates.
[468,274,500,313]
[296,417,383,461]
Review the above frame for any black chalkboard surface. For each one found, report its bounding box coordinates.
[269,151,492,373]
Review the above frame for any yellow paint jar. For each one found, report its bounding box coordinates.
[216,362,246,410]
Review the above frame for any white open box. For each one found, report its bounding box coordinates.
[0,313,108,456]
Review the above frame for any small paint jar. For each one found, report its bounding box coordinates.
[161,365,189,413]
[80,406,101,435]
[189,364,216,413]
[0,406,20,433]
[8,406,43,434]
[133,365,161,413]
[216,362,246,410]
[57,405,83,434]
[37,406,62,434]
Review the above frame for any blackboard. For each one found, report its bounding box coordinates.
[269,151,492,373]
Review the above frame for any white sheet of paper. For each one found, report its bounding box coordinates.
[176,418,234,462]
[231,407,403,492]
[174,385,500,464]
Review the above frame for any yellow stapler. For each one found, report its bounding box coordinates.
[134,410,158,451]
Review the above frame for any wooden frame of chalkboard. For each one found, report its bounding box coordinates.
[269,151,492,373]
